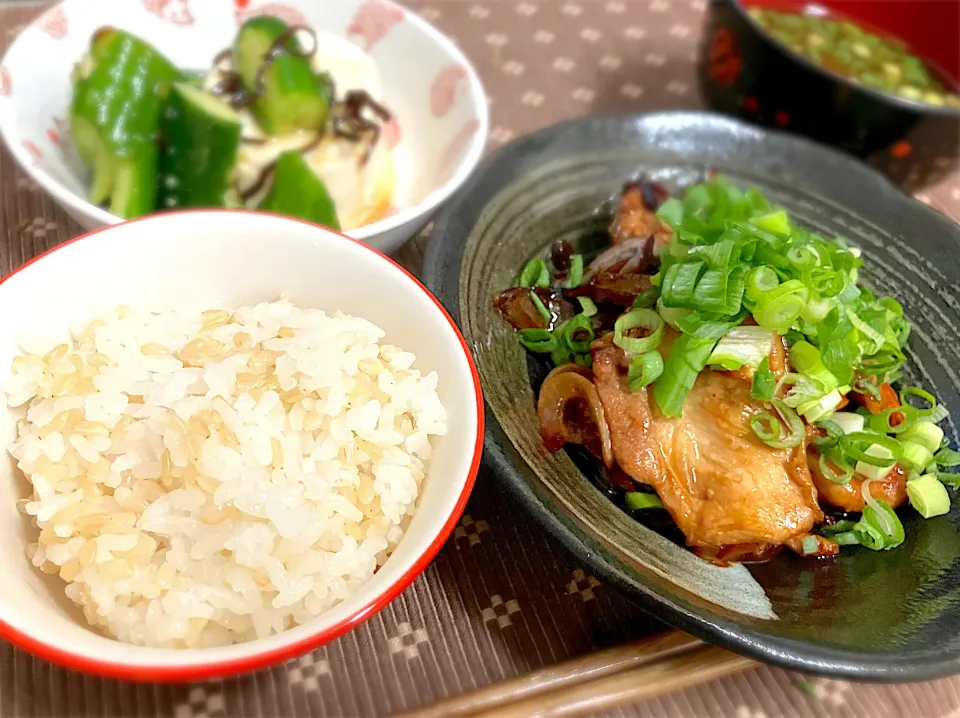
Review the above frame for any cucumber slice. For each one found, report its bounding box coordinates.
[111,153,158,219]
[158,83,242,210]
[180,69,208,89]
[71,115,113,203]
[71,113,157,217]
[233,16,331,136]
[258,151,340,230]
[70,27,180,218]
[234,16,287,88]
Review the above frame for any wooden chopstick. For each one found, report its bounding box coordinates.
[395,631,749,718]
[468,645,754,718]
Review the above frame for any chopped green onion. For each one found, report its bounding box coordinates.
[799,388,843,423]
[692,265,746,315]
[745,266,780,302]
[707,326,774,371]
[856,454,896,481]
[853,520,888,551]
[935,446,960,467]
[751,411,781,444]
[814,420,843,450]
[901,421,944,453]
[668,236,694,256]
[652,334,717,417]
[614,309,664,355]
[753,279,809,332]
[809,268,845,298]
[633,289,660,309]
[867,406,917,435]
[821,519,863,545]
[859,485,905,549]
[900,440,934,473]
[800,535,820,555]
[574,353,592,368]
[928,403,950,424]
[820,519,859,536]
[552,345,572,366]
[817,309,857,386]
[800,297,833,324]
[625,491,664,510]
[751,399,805,448]
[530,292,552,324]
[659,261,706,308]
[819,450,853,484]
[656,297,690,328]
[938,472,960,489]
[519,258,550,288]
[853,375,882,400]
[656,197,684,226]
[832,531,863,546]
[786,339,820,372]
[789,340,839,392]
[840,432,902,466]
[830,412,865,435]
[846,308,885,354]
[675,311,744,339]
[618,176,946,511]
[752,209,790,235]
[563,314,595,353]
[878,296,904,316]
[627,352,664,391]
[906,474,951,518]
[519,328,558,353]
[858,348,906,377]
[750,357,776,401]
[690,239,739,269]
[778,372,826,408]
[577,296,598,317]
[787,245,818,269]
[899,386,937,417]
[565,254,584,289]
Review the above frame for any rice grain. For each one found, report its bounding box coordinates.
[3,299,446,647]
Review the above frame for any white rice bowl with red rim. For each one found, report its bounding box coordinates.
[0,211,482,679]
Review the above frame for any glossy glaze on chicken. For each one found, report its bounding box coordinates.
[495,177,959,564]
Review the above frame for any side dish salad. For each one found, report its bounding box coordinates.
[70,16,395,230]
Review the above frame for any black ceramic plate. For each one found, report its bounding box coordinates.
[423,112,960,680]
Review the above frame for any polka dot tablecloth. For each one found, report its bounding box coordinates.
[2,2,960,718]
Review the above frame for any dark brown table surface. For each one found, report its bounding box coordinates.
[2,1,960,717]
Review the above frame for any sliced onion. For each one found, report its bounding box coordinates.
[537,364,614,468]
[585,238,655,279]
[861,479,896,536]
[543,363,593,380]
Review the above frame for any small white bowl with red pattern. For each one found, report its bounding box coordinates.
[0,0,488,254]
[0,210,484,679]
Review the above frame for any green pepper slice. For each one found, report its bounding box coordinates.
[258,151,341,230]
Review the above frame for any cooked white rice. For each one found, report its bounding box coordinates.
[3,299,447,648]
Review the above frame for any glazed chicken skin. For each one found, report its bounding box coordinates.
[609,182,674,247]
[592,336,823,549]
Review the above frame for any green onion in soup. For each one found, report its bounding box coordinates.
[748,7,960,108]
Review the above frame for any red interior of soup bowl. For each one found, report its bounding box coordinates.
[741,0,960,85]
